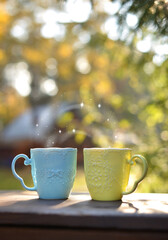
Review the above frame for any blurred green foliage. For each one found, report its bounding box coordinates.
[0,0,168,192]
[118,0,168,36]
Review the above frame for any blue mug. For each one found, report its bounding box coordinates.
[11,148,77,199]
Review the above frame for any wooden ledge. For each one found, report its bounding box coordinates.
[0,191,168,231]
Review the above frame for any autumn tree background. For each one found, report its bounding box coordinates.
[0,0,168,192]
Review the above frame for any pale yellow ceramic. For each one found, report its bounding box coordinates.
[84,148,148,201]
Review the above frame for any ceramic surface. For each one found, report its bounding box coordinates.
[11,148,77,199]
[84,148,148,201]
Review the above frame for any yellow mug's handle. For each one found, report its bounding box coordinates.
[122,154,148,195]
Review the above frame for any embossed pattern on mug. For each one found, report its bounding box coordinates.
[86,163,122,193]
[36,169,75,185]
[85,150,123,194]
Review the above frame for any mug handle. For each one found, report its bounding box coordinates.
[11,154,36,191]
[122,154,148,195]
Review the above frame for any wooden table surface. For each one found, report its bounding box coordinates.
[0,191,168,240]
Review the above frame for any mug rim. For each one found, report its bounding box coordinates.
[84,147,132,151]
[31,147,77,151]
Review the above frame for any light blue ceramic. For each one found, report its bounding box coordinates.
[11,148,77,199]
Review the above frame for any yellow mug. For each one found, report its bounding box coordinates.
[84,148,148,201]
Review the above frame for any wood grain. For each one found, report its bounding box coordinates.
[0,191,168,231]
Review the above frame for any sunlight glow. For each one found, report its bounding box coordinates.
[10,19,30,41]
[65,0,92,23]
[126,13,138,28]
[35,0,92,24]
[80,102,84,108]
[11,25,28,40]
[153,44,168,55]
[3,62,32,97]
[103,17,119,41]
[103,0,120,15]
[42,9,59,24]
[76,56,91,74]
[15,77,31,97]
[35,8,71,24]
[57,12,72,23]
[153,55,166,66]
[41,79,58,96]
[136,37,152,53]
[41,23,66,40]
[78,31,91,44]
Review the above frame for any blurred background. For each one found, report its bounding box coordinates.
[0,0,168,193]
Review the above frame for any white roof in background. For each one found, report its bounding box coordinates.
[0,102,80,143]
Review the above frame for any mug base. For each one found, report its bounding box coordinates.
[90,193,122,201]
[91,198,122,201]
[39,196,68,200]
[38,193,69,200]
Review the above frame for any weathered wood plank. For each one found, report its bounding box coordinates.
[0,191,168,231]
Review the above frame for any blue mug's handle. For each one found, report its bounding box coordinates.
[11,154,36,191]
